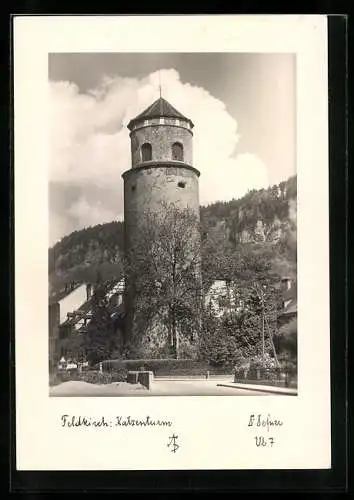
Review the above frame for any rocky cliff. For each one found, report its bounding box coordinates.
[49,175,297,295]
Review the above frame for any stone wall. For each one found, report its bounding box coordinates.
[130,124,193,167]
[122,164,201,353]
[123,115,200,355]
[123,164,200,252]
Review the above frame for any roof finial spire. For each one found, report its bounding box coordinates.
[158,71,162,99]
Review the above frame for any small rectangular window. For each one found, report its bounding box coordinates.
[178,181,186,188]
[141,143,152,161]
[172,142,184,161]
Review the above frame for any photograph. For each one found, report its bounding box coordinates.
[14,15,332,474]
[48,52,298,398]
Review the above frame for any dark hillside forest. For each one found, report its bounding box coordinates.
[49,175,297,296]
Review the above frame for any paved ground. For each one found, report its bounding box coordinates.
[49,378,276,397]
[222,382,298,396]
[149,379,271,396]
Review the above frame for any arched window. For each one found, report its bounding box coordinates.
[172,142,184,161]
[141,143,152,162]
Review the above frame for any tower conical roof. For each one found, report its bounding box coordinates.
[127,97,194,130]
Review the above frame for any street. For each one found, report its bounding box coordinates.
[49,378,278,397]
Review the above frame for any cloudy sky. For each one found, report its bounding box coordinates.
[49,52,296,246]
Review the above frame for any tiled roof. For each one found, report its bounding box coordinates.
[127,97,193,129]
[59,278,124,328]
[60,298,93,327]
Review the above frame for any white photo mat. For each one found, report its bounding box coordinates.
[14,14,330,470]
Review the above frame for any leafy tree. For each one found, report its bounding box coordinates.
[58,331,85,362]
[275,317,297,362]
[198,305,258,368]
[198,308,236,367]
[200,246,283,368]
[82,278,121,365]
[124,204,202,359]
[49,175,298,369]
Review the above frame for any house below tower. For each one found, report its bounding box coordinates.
[48,279,125,368]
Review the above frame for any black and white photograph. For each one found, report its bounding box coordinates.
[48,53,298,397]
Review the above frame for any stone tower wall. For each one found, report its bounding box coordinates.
[130,122,193,167]
[123,164,200,252]
[122,109,201,357]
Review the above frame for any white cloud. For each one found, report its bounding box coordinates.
[49,69,269,245]
[50,213,73,248]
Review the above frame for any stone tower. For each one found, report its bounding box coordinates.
[122,97,201,356]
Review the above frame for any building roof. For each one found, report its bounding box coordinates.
[60,297,93,328]
[127,97,194,130]
[283,281,297,301]
[278,297,297,321]
[49,282,84,305]
[278,279,297,322]
[283,298,297,315]
[59,278,125,329]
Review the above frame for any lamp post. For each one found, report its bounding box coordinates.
[259,283,281,369]
[254,283,266,364]
[261,288,265,361]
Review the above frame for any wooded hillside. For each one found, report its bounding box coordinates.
[49,175,297,295]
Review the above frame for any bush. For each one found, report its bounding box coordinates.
[49,368,128,386]
[244,354,280,381]
[49,371,65,386]
[81,369,128,384]
[250,354,278,370]
[98,358,232,376]
[234,352,298,385]
[276,318,297,360]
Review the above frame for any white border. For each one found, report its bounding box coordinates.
[14,15,330,470]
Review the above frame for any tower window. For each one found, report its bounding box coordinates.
[131,185,136,192]
[172,142,184,161]
[141,143,152,162]
[178,181,186,188]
